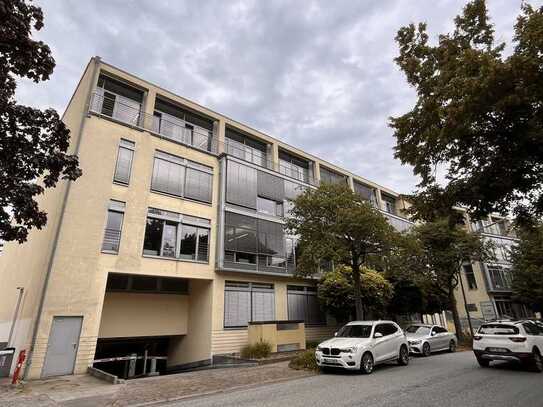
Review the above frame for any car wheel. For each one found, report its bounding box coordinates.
[422,342,431,357]
[477,357,490,368]
[448,340,456,353]
[531,350,543,373]
[398,345,409,366]
[360,352,374,374]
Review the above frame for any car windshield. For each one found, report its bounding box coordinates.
[406,326,431,335]
[478,324,519,335]
[336,325,372,338]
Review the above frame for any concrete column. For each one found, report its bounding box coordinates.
[142,89,156,130]
[375,189,384,210]
[215,118,226,154]
[271,142,279,171]
[313,162,321,185]
[347,176,354,191]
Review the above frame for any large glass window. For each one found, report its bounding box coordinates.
[287,286,325,325]
[278,150,310,183]
[382,195,396,215]
[225,128,268,167]
[101,200,125,253]
[224,281,275,328]
[226,160,258,208]
[142,208,211,262]
[113,139,135,185]
[151,151,213,203]
[319,166,347,185]
[353,181,377,207]
[93,75,143,126]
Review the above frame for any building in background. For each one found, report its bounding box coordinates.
[0,57,414,379]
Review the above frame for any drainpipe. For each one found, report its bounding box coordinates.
[459,267,474,337]
[23,56,102,379]
[7,287,24,346]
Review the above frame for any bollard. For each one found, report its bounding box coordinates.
[11,350,26,385]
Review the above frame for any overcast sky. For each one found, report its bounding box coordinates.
[16,0,540,193]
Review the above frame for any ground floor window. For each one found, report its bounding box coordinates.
[224,281,275,328]
[287,285,326,325]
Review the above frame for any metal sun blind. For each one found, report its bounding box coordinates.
[224,282,251,327]
[152,156,185,197]
[197,228,210,262]
[257,171,285,201]
[287,290,306,321]
[101,200,125,253]
[251,283,275,322]
[320,167,347,185]
[226,160,257,208]
[113,139,135,184]
[185,167,212,203]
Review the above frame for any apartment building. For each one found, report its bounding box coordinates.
[453,215,531,332]
[0,57,415,379]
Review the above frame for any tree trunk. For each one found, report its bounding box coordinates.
[449,288,464,342]
[352,264,364,320]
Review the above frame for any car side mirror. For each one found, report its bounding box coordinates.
[431,331,436,336]
[374,332,383,338]
[334,332,338,337]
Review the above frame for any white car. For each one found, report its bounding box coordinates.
[473,320,543,372]
[405,324,457,356]
[315,320,409,374]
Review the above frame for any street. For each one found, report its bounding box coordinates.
[169,351,542,407]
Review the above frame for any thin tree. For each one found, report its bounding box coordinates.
[286,183,397,320]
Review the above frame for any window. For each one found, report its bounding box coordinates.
[226,160,258,208]
[463,264,477,290]
[224,212,287,271]
[353,181,377,207]
[257,196,283,216]
[287,286,325,325]
[224,282,275,328]
[374,324,388,336]
[142,208,210,262]
[278,150,310,183]
[319,166,347,185]
[101,200,125,253]
[487,265,513,290]
[151,151,213,203]
[93,75,143,126]
[523,322,541,336]
[382,195,396,215]
[466,303,478,312]
[113,139,135,184]
[225,128,268,167]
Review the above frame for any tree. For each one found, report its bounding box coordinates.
[390,0,543,219]
[318,266,394,321]
[286,182,397,319]
[511,221,543,312]
[0,0,81,243]
[403,219,492,339]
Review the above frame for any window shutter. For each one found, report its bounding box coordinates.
[185,168,212,203]
[257,171,284,201]
[224,287,251,327]
[226,161,257,208]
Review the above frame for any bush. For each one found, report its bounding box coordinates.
[240,340,272,359]
[289,349,318,371]
[306,340,320,349]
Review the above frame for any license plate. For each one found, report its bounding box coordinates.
[488,347,507,353]
[324,358,338,364]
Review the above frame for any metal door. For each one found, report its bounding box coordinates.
[42,316,83,377]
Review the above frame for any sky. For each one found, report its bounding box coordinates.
[16,0,540,193]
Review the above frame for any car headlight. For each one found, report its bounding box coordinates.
[339,346,359,353]
[409,340,422,345]
[316,346,324,352]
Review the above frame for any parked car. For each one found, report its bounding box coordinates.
[315,320,409,374]
[473,320,543,372]
[405,324,457,356]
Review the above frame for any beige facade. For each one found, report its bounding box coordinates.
[1,56,514,380]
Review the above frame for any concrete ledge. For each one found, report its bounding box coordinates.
[87,366,125,384]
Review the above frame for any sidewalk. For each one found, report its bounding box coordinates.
[0,361,315,406]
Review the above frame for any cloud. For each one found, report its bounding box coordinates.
[15,0,541,193]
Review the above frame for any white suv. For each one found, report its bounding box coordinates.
[315,321,409,374]
[473,320,543,372]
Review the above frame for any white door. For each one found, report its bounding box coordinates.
[372,323,396,361]
[42,316,83,377]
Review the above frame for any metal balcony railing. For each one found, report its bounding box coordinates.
[382,211,414,232]
[89,91,219,154]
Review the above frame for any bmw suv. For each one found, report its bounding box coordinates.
[315,320,409,374]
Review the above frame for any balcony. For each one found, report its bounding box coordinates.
[89,90,218,154]
[225,137,270,168]
[382,211,414,232]
[486,264,513,292]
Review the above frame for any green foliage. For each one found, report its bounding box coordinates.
[318,266,394,321]
[240,340,272,359]
[305,340,320,350]
[288,349,318,371]
[391,0,543,219]
[0,0,82,242]
[511,222,543,311]
[286,182,398,318]
[397,219,492,339]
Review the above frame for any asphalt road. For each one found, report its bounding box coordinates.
[169,351,543,407]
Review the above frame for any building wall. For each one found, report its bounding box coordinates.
[0,59,96,373]
[98,292,189,338]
